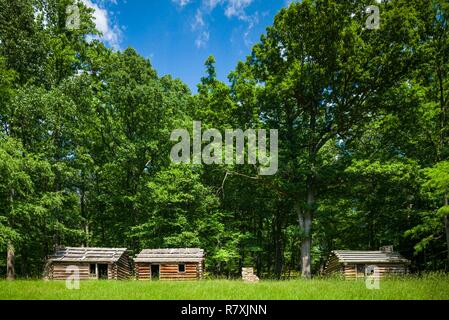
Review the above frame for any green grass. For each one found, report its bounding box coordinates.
[1,274,448,300]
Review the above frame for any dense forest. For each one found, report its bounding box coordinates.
[0,0,448,279]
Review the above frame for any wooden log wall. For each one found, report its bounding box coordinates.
[160,263,199,280]
[136,262,203,281]
[49,263,90,280]
[115,253,133,280]
[108,264,114,280]
[323,255,342,275]
[343,265,357,280]
[50,256,131,281]
[370,264,407,278]
[136,263,151,280]
[344,263,407,280]
[198,261,204,279]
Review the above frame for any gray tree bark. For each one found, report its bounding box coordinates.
[7,241,15,280]
[297,177,314,279]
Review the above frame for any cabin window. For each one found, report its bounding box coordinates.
[178,264,186,273]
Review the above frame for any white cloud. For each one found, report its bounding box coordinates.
[191,8,208,48]
[172,0,192,8]
[224,0,254,19]
[195,31,210,48]
[191,9,205,30]
[204,0,222,11]
[203,0,254,18]
[242,13,258,47]
[82,0,123,50]
[188,0,257,49]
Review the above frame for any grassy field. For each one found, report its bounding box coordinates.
[0,274,448,300]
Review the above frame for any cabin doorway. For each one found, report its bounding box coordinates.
[151,264,160,280]
[98,264,108,279]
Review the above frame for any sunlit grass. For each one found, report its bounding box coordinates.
[0,274,448,300]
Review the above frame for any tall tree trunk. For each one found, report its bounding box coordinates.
[303,187,314,279]
[296,101,318,279]
[7,187,15,280]
[444,194,449,269]
[7,241,15,280]
[80,174,89,247]
[84,223,89,247]
[300,224,312,278]
[274,211,283,279]
[297,176,314,279]
[256,214,263,277]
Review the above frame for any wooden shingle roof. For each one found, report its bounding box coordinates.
[331,250,410,264]
[48,247,128,263]
[134,248,205,263]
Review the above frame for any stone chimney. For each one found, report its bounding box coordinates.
[379,245,394,253]
[242,267,260,283]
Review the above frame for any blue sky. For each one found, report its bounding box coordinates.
[83,0,292,91]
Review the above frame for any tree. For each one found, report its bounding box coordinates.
[407,162,449,268]
[196,56,237,128]
[0,0,97,87]
[402,0,449,270]
[235,0,421,277]
[0,134,85,277]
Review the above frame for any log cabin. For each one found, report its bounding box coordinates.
[323,246,410,279]
[134,248,205,281]
[44,247,132,280]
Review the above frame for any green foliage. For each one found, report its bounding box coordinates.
[405,162,449,258]
[0,0,449,278]
[423,162,449,195]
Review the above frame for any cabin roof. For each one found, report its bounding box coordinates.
[134,248,205,263]
[331,250,410,264]
[48,247,128,263]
